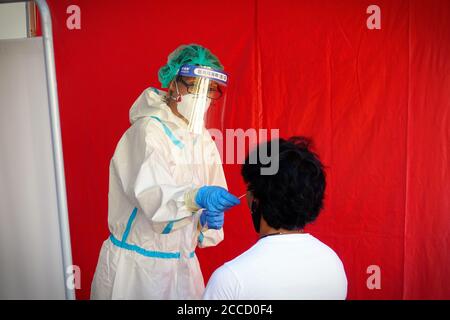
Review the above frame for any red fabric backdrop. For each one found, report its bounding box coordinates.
[43,0,449,299]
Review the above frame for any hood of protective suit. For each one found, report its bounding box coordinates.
[129,87,187,128]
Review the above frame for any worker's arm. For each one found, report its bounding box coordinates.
[113,120,200,234]
[195,133,228,248]
[196,218,225,248]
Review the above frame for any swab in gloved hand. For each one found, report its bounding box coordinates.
[195,186,240,212]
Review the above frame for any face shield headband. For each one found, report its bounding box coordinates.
[173,64,228,134]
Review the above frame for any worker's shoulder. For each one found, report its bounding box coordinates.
[130,115,165,132]
[128,116,171,145]
[108,120,167,161]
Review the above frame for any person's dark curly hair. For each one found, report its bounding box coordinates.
[241,136,326,230]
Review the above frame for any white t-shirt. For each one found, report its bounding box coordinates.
[203,233,347,300]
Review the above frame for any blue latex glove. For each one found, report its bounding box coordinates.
[195,186,240,212]
[200,210,224,230]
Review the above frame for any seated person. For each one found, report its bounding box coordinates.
[203,136,347,299]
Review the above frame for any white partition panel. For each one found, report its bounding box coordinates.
[0,37,67,299]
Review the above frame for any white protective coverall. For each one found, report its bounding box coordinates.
[91,87,226,299]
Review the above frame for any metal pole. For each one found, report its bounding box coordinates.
[0,0,75,300]
[34,0,75,300]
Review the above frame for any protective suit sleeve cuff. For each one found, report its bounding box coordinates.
[197,217,209,232]
[185,188,201,211]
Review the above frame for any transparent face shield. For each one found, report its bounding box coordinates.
[166,65,228,189]
[173,64,228,135]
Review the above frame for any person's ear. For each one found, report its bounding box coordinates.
[251,199,257,213]
[246,190,253,208]
[250,191,259,204]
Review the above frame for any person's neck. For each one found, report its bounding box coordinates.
[258,219,304,239]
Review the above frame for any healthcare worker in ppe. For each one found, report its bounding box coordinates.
[91,44,240,299]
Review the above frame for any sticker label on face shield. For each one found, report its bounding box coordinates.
[179,64,228,85]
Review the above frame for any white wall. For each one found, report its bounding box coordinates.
[0,37,67,299]
[0,2,27,40]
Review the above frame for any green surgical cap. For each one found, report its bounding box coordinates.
[158,44,224,88]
